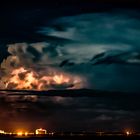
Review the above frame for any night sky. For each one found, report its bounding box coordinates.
[0,0,140,132]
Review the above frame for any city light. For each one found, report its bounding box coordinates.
[125,130,132,136]
[126,131,130,135]
[35,128,47,135]
[17,131,23,136]
[0,130,5,134]
[25,132,28,136]
[0,128,138,138]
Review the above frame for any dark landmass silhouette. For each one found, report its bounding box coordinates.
[0,89,139,98]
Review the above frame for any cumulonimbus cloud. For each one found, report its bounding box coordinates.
[1,11,140,92]
[0,43,86,90]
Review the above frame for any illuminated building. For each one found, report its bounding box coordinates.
[0,130,5,134]
[35,128,47,135]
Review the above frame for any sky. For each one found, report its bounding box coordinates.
[0,0,140,132]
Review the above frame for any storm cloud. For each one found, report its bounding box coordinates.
[0,43,86,90]
[1,11,140,91]
[37,11,140,92]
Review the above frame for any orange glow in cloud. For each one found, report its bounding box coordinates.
[5,67,83,90]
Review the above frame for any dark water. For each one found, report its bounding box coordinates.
[1,93,140,131]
